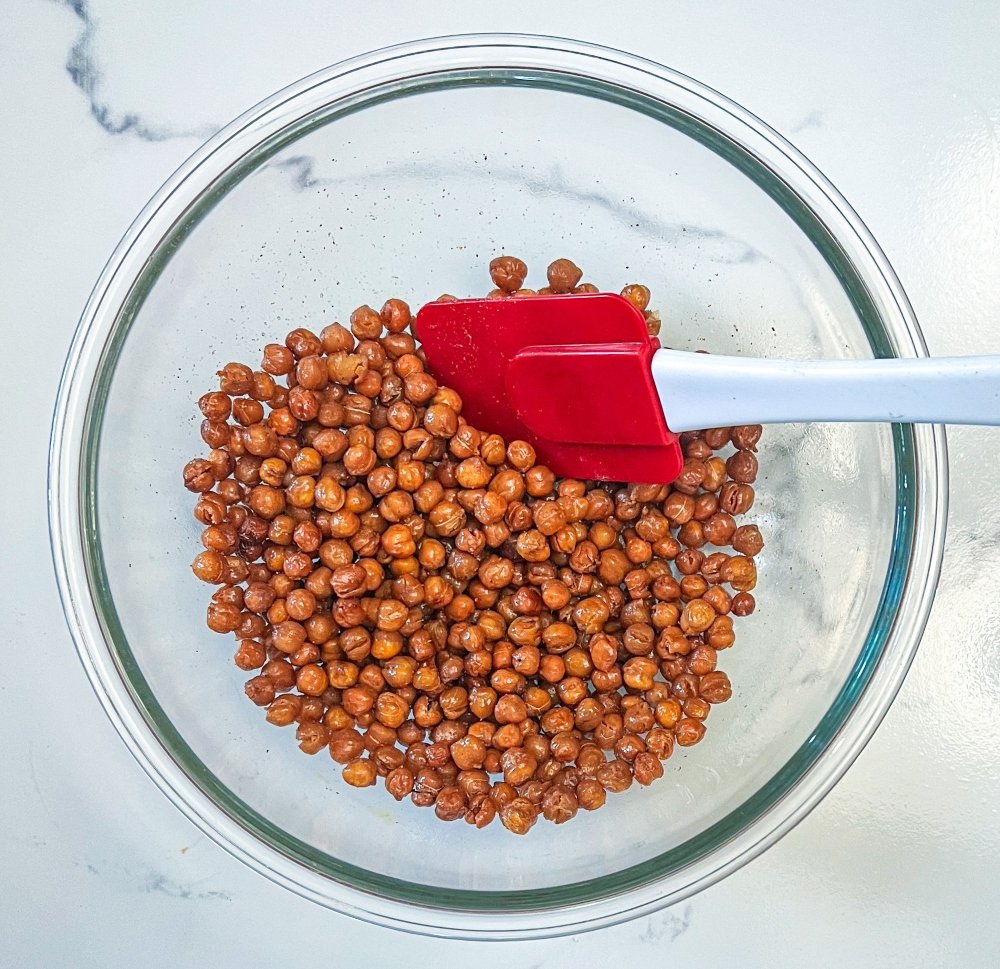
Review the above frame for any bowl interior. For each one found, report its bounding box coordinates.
[90,79,899,902]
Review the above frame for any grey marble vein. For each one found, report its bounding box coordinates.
[791,110,825,134]
[274,155,320,190]
[58,0,218,142]
[266,152,768,266]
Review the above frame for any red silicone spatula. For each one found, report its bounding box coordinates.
[416,292,679,483]
[415,292,1000,484]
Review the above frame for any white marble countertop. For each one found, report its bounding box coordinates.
[5,1,1000,965]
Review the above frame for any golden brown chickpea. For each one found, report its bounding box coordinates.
[326,728,363,764]
[445,734,483,771]
[422,403,458,438]
[525,465,556,497]
[466,431,499,465]
[515,529,549,563]
[489,255,528,292]
[342,684,377,717]
[265,694,302,727]
[546,258,583,293]
[506,440,536,471]
[556,676,588,706]
[217,361,254,395]
[493,694,529,725]
[293,662,327,697]
[729,424,762,451]
[699,671,733,704]
[373,691,409,728]
[455,456,492,489]
[403,371,437,404]
[540,784,579,824]
[375,297,410,333]
[675,718,707,746]
[538,654,566,683]
[428,500,465,537]
[345,305,380,341]
[342,757,378,787]
[731,591,756,617]
[498,796,537,835]
[540,706,575,737]
[261,343,294,375]
[377,522,413,558]
[732,524,765,556]
[620,283,651,312]
[500,747,538,786]
[720,555,757,591]
[680,599,717,635]
[432,785,466,822]
[632,751,664,786]
[596,758,633,793]
[719,482,755,515]
[570,596,609,634]
[490,668,526,696]
[621,656,657,691]
[379,765,413,801]
[243,675,275,707]
[576,777,607,811]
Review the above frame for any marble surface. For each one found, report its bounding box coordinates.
[5,0,1000,965]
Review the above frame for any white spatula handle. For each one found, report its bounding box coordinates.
[651,349,1000,433]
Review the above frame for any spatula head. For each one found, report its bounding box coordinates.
[414,293,683,483]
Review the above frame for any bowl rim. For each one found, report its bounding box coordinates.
[48,32,948,940]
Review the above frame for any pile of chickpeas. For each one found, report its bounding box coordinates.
[183,257,763,834]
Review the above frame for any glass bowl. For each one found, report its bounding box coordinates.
[49,35,947,939]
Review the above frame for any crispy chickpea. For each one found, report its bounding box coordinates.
[541,785,578,824]
[512,529,546,562]
[726,450,759,484]
[675,718,707,746]
[489,255,528,292]
[620,283,651,312]
[721,555,757,591]
[265,694,302,727]
[622,657,658,691]
[423,403,459,438]
[680,598,717,634]
[375,692,410,728]
[384,766,415,801]
[499,796,538,835]
[596,758,633,794]
[455,456,492,489]
[576,777,607,811]
[342,757,378,787]
[500,747,538,786]
[572,596,610,634]
[451,734,487,771]
[296,664,328,697]
[522,464,554,497]
[699,671,733,704]
[732,524,765,556]
[218,362,254,395]
[261,343,294,375]
[546,258,583,293]
[376,297,410,334]
[730,424,763,451]
[719,482,755,515]
[731,591,756,617]
[494,694,529,724]
[632,751,664,786]
[380,523,416,558]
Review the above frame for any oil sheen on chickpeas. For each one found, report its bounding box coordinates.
[183,257,764,833]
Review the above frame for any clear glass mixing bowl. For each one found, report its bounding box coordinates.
[49,35,947,939]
